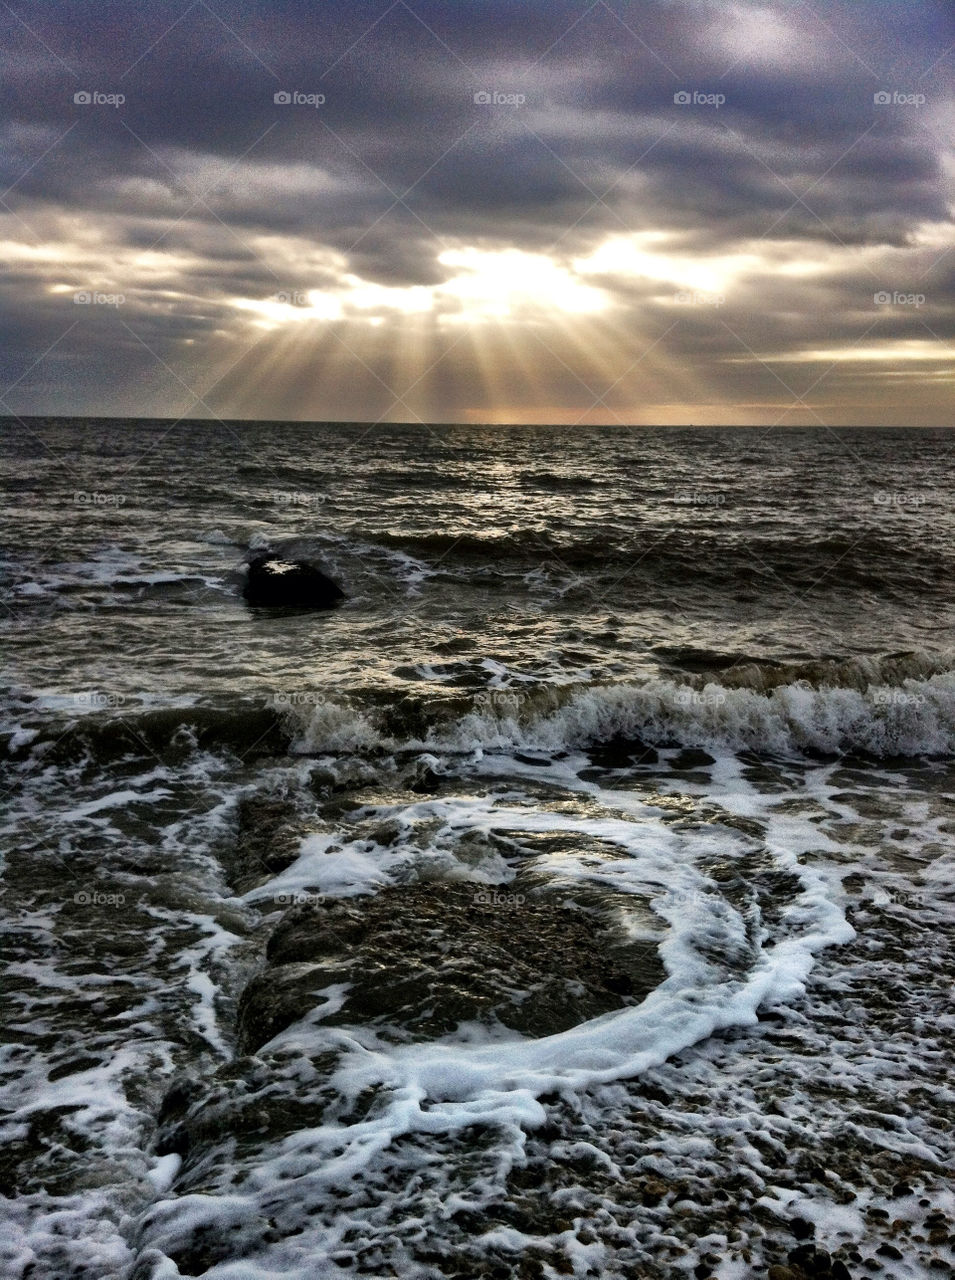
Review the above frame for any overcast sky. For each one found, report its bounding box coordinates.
[2,0,952,424]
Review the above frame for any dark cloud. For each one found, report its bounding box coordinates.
[1,0,952,422]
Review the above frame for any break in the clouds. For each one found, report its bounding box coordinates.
[1,0,952,424]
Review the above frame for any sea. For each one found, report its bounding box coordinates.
[2,419,954,1279]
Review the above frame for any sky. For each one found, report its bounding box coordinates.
[1,0,953,425]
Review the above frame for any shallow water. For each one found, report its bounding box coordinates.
[2,421,953,1278]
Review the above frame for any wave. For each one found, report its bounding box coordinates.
[360,528,951,588]
[518,470,599,490]
[447,675,955,759]
[3,703,291,765]
[7,654,954,767]
[289,653,955,761]
[371,530,626,565]
[655,648,954,689]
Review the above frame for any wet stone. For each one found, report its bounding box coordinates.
[237,878,665,1052]
[222,793,312,893]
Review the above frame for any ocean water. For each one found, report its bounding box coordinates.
[2,420,954,1279]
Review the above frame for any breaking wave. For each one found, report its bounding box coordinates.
[7,653,954,768]
[289,653,955,761]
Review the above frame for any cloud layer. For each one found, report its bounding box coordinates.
[2,0,952,423]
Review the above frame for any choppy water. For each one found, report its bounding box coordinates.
[2,420,954,1278]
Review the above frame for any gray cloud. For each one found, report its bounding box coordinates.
[1,0,952,423]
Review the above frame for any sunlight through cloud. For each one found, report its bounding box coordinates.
[437,247,610,320]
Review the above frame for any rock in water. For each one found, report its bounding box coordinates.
[243,554,344,609]
[236,880,665,1052]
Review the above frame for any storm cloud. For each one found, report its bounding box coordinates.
[1,0,952,423]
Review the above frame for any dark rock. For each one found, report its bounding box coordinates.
[876,1244,903,1260]
[151,1053,342,1177]
[409,766,443,793]
[791,1217,816,1240]
[586,736,657,769]
[604,972,635,995]
[0,1103,89,1197]
[155,1073,207,1152]
[636,1082,672,1106]
[672,747,717,769]
[891,1181,913,1197]
[222,793,308,893]
[788,1244,822,1272]
[238,879,664,1052]
[243,554,344,609]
